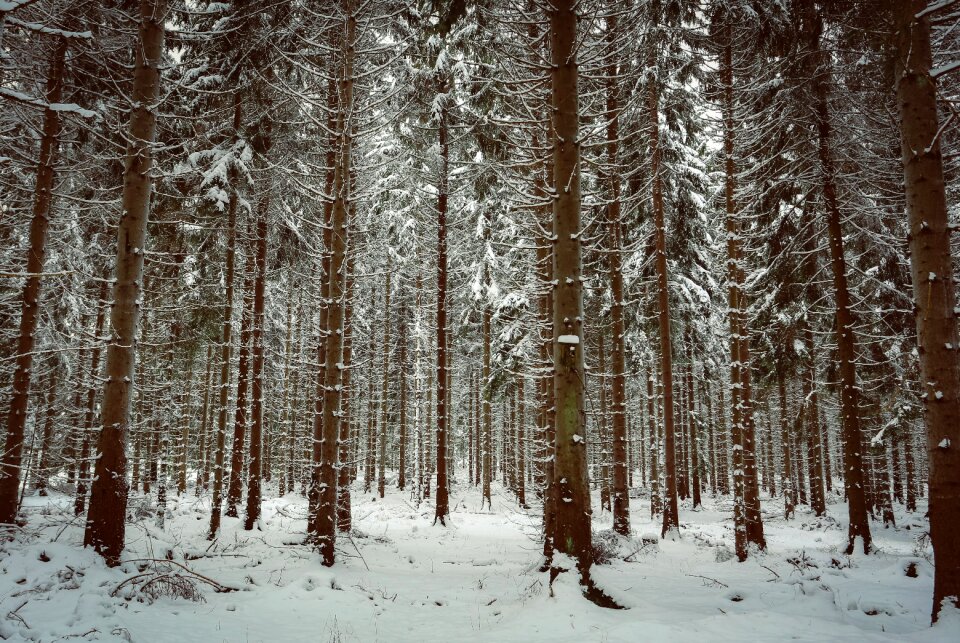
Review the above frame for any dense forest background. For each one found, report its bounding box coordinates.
[0,0,958,634]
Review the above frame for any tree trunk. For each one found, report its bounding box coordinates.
[482,275,493,509]
[208,96,241,539]
[75,289,108,516]
[434,66,451,524]
[197,345,213,494]
[894,0,960,620]
[649,42,679,540]
[244,192,270,530]
[548,0,592,584]
[720,20,765,559]
[337,250,355,531]
[805,324,826,516]
[34,369,58,497]
[517,376,527,507]
[688,338,702,509]
[310,4,354,564]
[84,0,165,564]
[378,270,391,500]
[227,228,255,518]
[813,37,870,555]
[0,37,67,525]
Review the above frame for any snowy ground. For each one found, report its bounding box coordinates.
[1,480,957,642]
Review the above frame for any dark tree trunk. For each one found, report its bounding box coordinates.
[244,193,270,530]
[75,285,107,517]
[548,0,593,585]
[0,37,67,525]
[434,68,451,524]
[813,36,871,555]
[84,0,165,564]
[649,42,679,540]
[226,228,255,518]
[208,97,241,540]
[893,0,960,620]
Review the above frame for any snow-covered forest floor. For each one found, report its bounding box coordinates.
[1,482,957,642]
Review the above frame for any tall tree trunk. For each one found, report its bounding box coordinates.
[604,46,629,530]
[244,192,270,530]
[75,289,108,516]
[197,345,213,494]
[0,37,67,525]
[434,67,450,524]
[34,369,58,497]
[337,251,355,531]
[227,229,255,518]
[894,0,960,620]
[398,307,408,491]
[598,334,611,512]
[311,4,354,564]
[517,376,526,507]
[378,270,391,499]
[177,358,194,496]
[805,324,826,516]
[813,33,870,555]
[649,42,679,540]
[548,0,592,584]
[208,96,241,539]
[84,0,165,564]
[688,336,702,509]
[720,20,765,559]
[482,273,493,509]
[779,368,795,519]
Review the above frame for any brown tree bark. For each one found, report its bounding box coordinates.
[208,97,241,540]
[0,37,67,525]
[812,29,870,555]
[719,19,765,558]
[337,250,355,531]
[84,0,165,564]
[517,376,527,507]
[688,337,702,509]
[598,334,611,513]
[196,344,213,494]
[378,270,391,500]
[649,42,679,540]
[398,307,408,491]
[226,228,255,518]
[805,325,826,516]
[648,371,661,517]
[893,0,960,621]
[603,48,629,530]
[481,272,493,509]
[75,286,107,517]
[244,192,270,530]
[548,0,592,584]
[434,67,451,524]
[34,369,58,497]
[310,4,354,563]
[778,368,795,519]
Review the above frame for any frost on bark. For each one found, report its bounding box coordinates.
[84,0,165,565]
[310,1,355,565]
[719,19,765,560]
[809,9,870,555]
[0,36,67,526]
[893,0,960,621]
[604,13,629,536]
[648,38,679,541]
